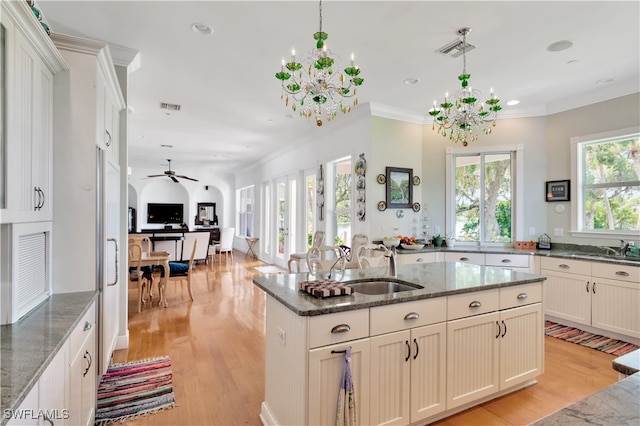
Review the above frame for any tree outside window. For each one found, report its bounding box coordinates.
[334,158,352,246]
[453,152,513,244]
[577,134,639,233]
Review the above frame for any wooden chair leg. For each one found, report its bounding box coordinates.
[187,275,194,301]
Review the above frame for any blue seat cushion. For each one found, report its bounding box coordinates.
[158,262,190,277]
[129,265,153,281]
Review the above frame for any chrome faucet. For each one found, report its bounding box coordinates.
[327,253,345,279]
[620,240,630,257]
[386,246,397,277]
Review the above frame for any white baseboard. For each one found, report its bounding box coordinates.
[115,328,129,350]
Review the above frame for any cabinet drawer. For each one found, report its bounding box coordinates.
[500,283,542,310]
[540,257,591,275]
[447,288,499,320]
[485,254,529,268]
[591,262,640,284]
[309,309,369,349]
[69,302,96,357]
[398,252,437,265]
[445,252,485,264]
[370,298,446,336]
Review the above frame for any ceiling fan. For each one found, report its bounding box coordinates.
[146,159,199,182]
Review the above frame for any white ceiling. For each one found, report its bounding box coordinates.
[39,1,640,176]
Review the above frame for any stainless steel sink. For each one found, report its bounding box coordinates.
[347,280,422,295]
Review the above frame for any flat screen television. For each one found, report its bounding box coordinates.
[147,203,184,224]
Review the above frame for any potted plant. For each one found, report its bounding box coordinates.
[445,232,456,248]
[432,234,443,247]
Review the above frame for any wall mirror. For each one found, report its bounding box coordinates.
[195,202,217,226]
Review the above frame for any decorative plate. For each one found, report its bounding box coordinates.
[377,174,386,184]
[412,202,421,212]
[413,176,421,186]
[377,201,387,211]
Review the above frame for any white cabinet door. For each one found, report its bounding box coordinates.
[499,303,543,389]
[591,277,640,338]
[2,17,54,223]
[446,311,500,409]
[6,383,39,426]
[410,322,447,423]
[38,343,69,426]
[308,339,370,426]
[70,327,96,426]
[370,330,411,426]
[542,270,591,326]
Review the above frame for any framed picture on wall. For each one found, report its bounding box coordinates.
[385,167,413,209]
[545,180,570,202]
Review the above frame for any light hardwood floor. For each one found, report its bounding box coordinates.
[114,252,619,425]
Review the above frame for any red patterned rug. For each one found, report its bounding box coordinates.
[545,321,638,356]
[95,356,176,425]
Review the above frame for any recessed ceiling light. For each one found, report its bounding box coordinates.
[404,77,419,85]
[546,40,573,52]
[507,100,520,106]
[596,78,614,85]
[191,23,213,36]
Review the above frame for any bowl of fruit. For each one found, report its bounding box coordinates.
[400,236,424,250]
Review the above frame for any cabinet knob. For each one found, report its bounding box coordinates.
[469,301,482,308]
[83,321,92,331]
[331,324,351,334]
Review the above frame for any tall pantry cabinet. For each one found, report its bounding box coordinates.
[0,0,67,325]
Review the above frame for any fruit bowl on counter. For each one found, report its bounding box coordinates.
[401,243,425,250]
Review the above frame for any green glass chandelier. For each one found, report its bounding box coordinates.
[275,0,364,126]
[428,28,501,146]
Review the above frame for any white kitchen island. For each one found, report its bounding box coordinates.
[253,262,546,426]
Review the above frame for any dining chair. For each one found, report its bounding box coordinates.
[214,227,235,262]
[288,230,325,273]
[160,239,197,306]
[356,244,389,272]
[128,242,153,312]
[306,245,346,277]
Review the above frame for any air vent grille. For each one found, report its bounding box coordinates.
[436,39,475,58]
[160,102,182,111]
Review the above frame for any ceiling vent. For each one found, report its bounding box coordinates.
[160,102,181,111]
[160,144,174,148]
[436,39,475,58]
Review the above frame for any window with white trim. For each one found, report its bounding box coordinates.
[446,146,523,245]
[237,185,254,238]
[572,129,640,236]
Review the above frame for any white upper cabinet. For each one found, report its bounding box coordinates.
[0,1,67,224]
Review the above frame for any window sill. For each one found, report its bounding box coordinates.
[570,230,640,240]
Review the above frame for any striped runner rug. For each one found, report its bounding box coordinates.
[545,321,638,356]
[95,356,176,425]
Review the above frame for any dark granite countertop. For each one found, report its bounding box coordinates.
[253,262,546,316]
[613,349,640,376]
[394,245,640,266]
[0,291,97,422]
[530,373,640,425]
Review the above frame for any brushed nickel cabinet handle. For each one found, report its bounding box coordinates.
[517,293,528,300]
[460,257,470,261]
[559,264,570,269]
[404,312,420,321]
[469,301,482,308]
[615,271,630,277]
[331,324,351,334]
[416,258,424,263]
[501,259,512,263]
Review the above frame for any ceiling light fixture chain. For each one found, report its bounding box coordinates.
[428,27,501,146]
[275,0,364,126]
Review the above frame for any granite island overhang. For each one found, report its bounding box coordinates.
[252,261,547,316]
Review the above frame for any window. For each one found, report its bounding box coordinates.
[263,182,270,255]
[571,128,640,236]
[305,172,316,248]
[333,157,352,246]
[237,185,254,238]
[446,146,523,245]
